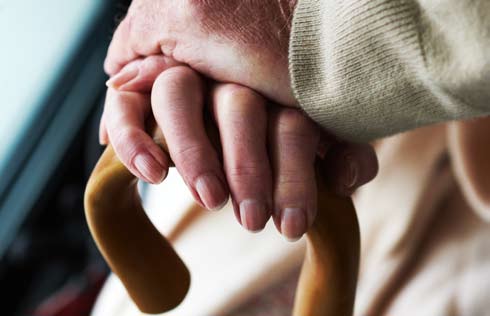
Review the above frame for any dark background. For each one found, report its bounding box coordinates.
[0,1,132,315]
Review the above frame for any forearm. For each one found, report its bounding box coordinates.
[289,0,490,142]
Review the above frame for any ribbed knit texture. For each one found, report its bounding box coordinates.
[289,0,490,142]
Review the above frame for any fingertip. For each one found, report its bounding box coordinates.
[133,152,168,184]
[106,61,140,90]
[280,208,306,241]
[285,236,302,243]
[239,199,269,233]
[322,143,378,196]
[111,129,170,184]
[358,144,379,185]
[104,88,168,184]
[195,174,229,211]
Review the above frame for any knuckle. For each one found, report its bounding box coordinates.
[173,143,217,176]
[214,85,267,126]
[112,128,139,149]
[140,55,169,74]
[107,90,128,106]
[277,172,309,187]
[152,67,203,110]
[175,143,206,158]
[218,84,265,109]
[153,66,202,96]
[155,66,198,86]
[274,110,320,147]
[112,128,145,164]
[228,163,267,179]
[108,91,146,110]
[277,109,312,134]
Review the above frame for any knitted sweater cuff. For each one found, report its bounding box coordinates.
[289,0,424,142]
[289,0,490,142]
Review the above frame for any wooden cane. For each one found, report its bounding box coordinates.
[84,127,360,315]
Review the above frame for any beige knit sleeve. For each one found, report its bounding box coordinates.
[289,0,490,142]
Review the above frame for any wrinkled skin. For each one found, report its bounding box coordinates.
[105,0,297,106]
[101,0,379,240]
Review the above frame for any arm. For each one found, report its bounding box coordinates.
[290,0,490,142]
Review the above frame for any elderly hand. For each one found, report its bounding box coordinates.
[104,0,297,106]
[101,0,378,240]
[100,56,378,240]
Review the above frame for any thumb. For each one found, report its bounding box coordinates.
[320,142,378,196]
[106,55,183,93]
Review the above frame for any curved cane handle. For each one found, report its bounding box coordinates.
[293,167,360,316]
[84,142,190,313]
[84,129,360,315]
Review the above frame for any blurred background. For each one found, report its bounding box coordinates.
[0,1,131,315]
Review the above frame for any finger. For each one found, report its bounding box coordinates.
[211,84,272,232]
[104,17,161,76]
[151,66,229,210]
[321,142,378,196]
[99,110,109,145]
[104,18,139,76]
[106,55,183,93]
[104,88,169,184]
[269,108,320,241]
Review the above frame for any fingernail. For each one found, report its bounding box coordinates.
[134,153,167,184]
[195,174,228,211]
[106,64,139,89]
[341,155,358,193]
[240,199,267,233]
[281,208,306,241]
